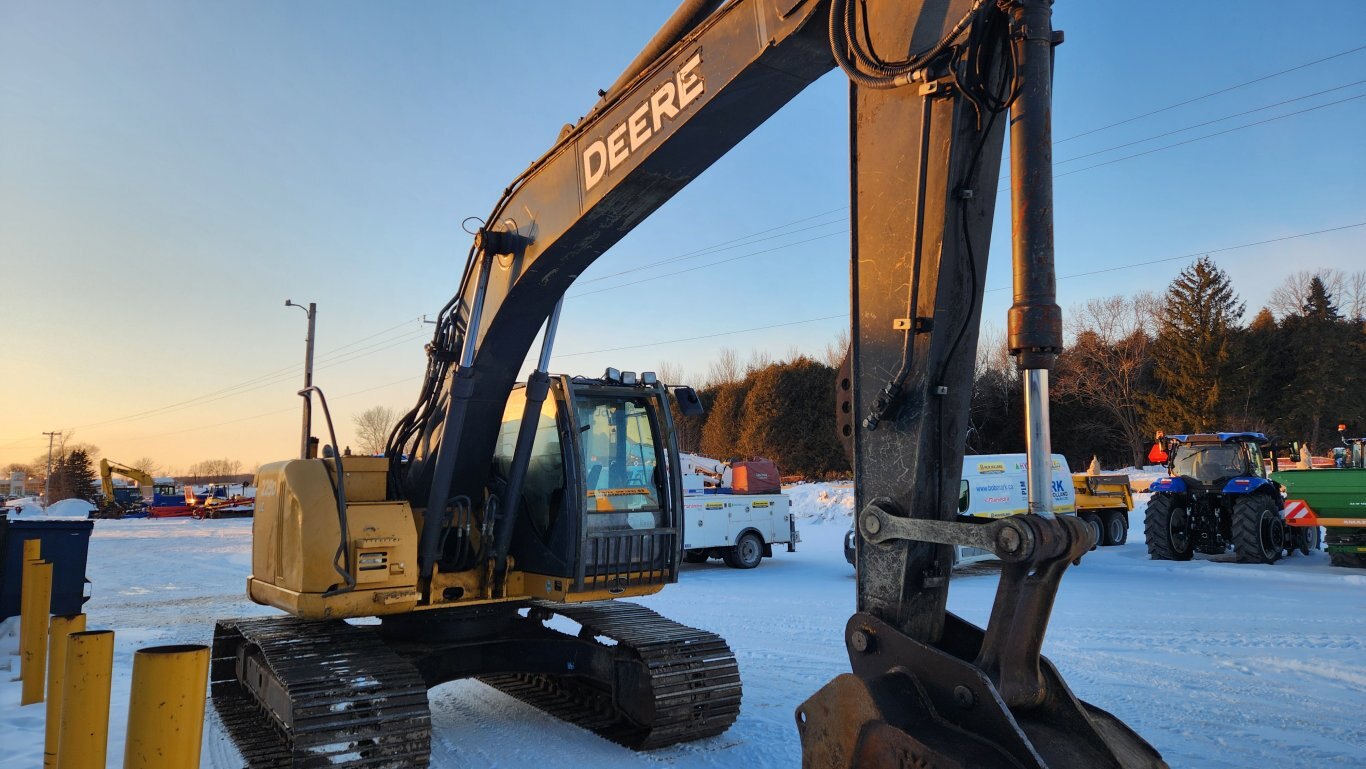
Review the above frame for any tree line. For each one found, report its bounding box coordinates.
[661,259,1364,478]
[971,258,1366,468]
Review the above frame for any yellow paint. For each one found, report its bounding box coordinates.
[56,630,115,769]
[123,644,210,769]
[24,537,42,562]
[44,614,87,769]
[21,560,53,704]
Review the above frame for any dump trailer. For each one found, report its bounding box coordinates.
[212,2,1162,768]
[1074,473,1135,548]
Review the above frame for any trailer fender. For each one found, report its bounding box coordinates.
[1149,477,1187,494]
[1221,477,1275,496]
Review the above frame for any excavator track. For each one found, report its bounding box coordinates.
[481,600,742,750]
[210,602,739,768]
[210,616,432,769]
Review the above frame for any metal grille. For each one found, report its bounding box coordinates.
[577,527,676,592]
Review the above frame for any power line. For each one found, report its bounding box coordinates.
[120,376,422,442]
[1054,79,1366,166]
[67,318,426,431]
[1057,44,1366,143]
[999,93,1366,192]
[556,314,848,358]
[986,221,1366,293]
[1051,94,1366,183]
[576,207,848,285]
[568,230,849,299]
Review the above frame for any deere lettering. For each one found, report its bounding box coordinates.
[582,50,705,193]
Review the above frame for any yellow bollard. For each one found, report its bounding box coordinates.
[17,537,42,680]
[21,559,54,704]
[123,644,211,769]
[44,614,88,769]
[56,630,115,769]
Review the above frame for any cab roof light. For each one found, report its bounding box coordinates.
[622,371,638,385]
[641,371,658,385]
[604,367,622,383]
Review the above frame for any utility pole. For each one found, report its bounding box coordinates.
[42,430,58,505]
[285,300,317,459]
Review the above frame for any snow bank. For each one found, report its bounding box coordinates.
[41,499,95,518]
[785,481,854,523]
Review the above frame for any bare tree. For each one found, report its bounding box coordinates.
[745,348,774,373]
[1052,294,1156,466]
[705,347,742,386]
[353,405,399,455]
[655,360,688,386]
[822,330,850,368]
[1267,269,1366,320]
[128,457,160,476]
[187,458,244,478]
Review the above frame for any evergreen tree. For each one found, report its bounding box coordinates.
[1281,278,1361,447]
[66,449,100,502]
[699,380,750,460]
[1145,257,1244,432]
[736,358,848,478]
[1301,275,1341,320]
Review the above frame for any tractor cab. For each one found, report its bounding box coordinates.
[1161,433,1269,491]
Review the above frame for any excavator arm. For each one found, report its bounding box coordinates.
[98,458,154,503]
[380,1,1164,766]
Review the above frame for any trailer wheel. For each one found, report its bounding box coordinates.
[1102,510,1128,546]
[1232,495,1283,564]
[1079,512,1103,551]
[1144,494,1193,561]
[723,533,763,569]
[1296,525,1319,556]
[682,550,709,564]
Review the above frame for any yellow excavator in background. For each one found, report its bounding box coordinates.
[211,2,1166,768]
[95,458,156,518]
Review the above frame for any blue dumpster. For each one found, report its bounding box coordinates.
[0,517,94,620]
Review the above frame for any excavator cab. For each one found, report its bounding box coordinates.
[490,372,684,597]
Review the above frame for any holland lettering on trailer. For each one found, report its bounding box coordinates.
[581,50,705,193]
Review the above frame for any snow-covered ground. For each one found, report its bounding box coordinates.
[2,485,1364,768]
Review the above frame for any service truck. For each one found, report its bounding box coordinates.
[679,454,798,569]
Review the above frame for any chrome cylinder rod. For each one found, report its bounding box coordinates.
[1024,368,1054,518]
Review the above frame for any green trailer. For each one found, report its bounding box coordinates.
[1271,467,1366,568]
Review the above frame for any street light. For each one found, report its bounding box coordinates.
[285,300,317,459]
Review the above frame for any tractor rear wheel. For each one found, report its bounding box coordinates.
[1144,494,1193,561]
[1232,495,1284,564]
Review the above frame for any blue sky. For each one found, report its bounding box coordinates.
[2,1,1363,471]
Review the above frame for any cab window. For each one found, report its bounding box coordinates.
[575,395,661,516]
[492,388,566,538]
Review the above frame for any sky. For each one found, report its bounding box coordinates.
[1,1,1363,474]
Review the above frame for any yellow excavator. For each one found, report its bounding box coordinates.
[94,459,156,518]
[212,2,1166,767]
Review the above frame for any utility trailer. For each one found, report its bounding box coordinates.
[678,454,797,569]
[1272,431,1366,568]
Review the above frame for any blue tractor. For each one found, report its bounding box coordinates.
[1144,432,1292,564]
